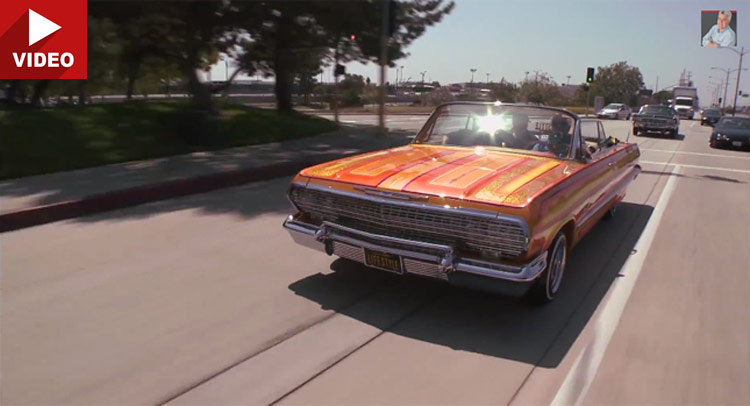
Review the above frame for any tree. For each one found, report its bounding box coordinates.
[489,81,518,102]
[653,90,672,105]
[589,61,644,106]
[237,0,454,112]
[517,72,564,105]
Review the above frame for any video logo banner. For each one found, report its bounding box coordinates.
[0,0,87,79]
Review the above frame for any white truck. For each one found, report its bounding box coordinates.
[671,87,698,120]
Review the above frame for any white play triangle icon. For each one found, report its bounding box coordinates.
[28,9,61,46]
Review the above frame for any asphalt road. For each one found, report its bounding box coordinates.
[2,116,749,405]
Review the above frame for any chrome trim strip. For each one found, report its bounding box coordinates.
[322,221,453,252]
[354,186,429,201]
[282,216,326,253]
[455,251,547,282]
[284,217,547,283]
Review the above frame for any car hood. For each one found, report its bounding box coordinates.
[635,113,673,119]
[300,144,572,207]
[715,128,750,139]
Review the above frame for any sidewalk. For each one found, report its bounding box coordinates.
[0,125,413,232]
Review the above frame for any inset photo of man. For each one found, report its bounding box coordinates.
[702,10,737,47]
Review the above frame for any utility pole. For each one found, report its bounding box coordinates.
[730,47,748,115]
[378,0,390,135]
[711,66,747,111]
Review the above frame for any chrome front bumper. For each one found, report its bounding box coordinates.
[283,216,547,283]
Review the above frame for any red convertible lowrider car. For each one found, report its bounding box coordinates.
[284,103,641,302]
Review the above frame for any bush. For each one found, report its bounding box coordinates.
[171,110,221,146]
[425,87,454,106]
[340,90,363,107]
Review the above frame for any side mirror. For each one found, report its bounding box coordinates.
[606,136,619,146]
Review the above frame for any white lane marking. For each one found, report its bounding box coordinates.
[640,149,750,161]
[640,161,750,174]
[551,165,681,406]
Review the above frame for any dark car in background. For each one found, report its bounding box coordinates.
[710,116,750,150]
[632,104,680,138]
[700,109,722,126]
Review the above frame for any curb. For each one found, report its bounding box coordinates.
[0,159,318,233]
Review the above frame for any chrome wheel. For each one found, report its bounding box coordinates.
[547,235,567,297]
[528,232,568,303]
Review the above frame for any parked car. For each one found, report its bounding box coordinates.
[632,104,680,137]
[283,103,641,302]
[597,103,632,120]
[700,108,722,126]
[710,116,750,149]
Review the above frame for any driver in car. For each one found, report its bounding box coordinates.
[508,113,539,149]
[534,114,572,157]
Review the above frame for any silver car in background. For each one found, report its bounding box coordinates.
[597,103,632,120]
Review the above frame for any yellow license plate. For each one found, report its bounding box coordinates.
[364,248,402,274]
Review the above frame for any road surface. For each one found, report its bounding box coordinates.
[2,116,749,405]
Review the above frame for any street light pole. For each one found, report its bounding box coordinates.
[470,68,477,84]
[486,72,490,84]
[730,47,748,115]
[712,65,748,112]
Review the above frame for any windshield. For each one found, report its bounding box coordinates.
[675,99,693,106]
[717,117,750,129]
[604,104,622,110]
[415,104,576,158]
[640,105,673,115]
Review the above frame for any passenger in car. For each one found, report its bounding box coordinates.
[534,114,572,157]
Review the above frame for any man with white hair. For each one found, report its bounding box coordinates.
[702,10,736,47]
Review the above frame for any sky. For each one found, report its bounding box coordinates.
[210,0,750,107]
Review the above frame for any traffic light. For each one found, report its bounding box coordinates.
[740,90,743,96]
[349,34,356,41]
[586,67,595,83]
[719,97,723,104]
[334,64,345,76]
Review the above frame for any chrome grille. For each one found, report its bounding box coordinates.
[291,187,528,257]
[333,241,365,262]
[403,259,448,280]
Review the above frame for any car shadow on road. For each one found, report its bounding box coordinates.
[289,202,654,369]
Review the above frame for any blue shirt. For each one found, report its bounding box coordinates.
[702,24,736,47]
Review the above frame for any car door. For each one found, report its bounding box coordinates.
[572,120,618,233]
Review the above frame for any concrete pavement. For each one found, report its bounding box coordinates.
[2,117,749,405]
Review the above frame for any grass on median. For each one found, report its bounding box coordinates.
[0,101,339,180]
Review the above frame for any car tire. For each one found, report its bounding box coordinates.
[632,128,639,136]
[527,232,567,304]
[709,140,717,149]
